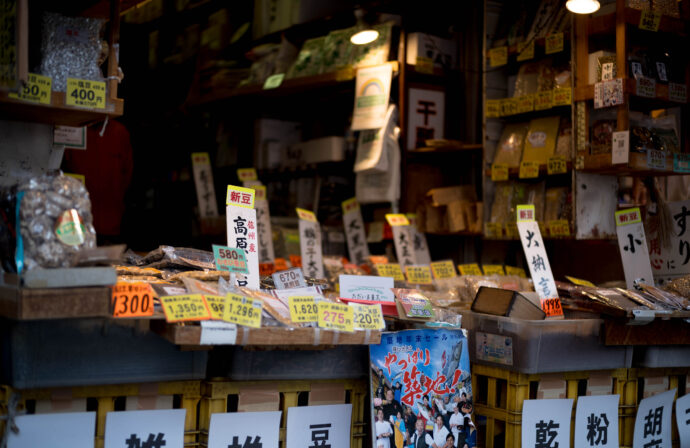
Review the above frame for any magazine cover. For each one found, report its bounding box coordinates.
[370,329,475,448]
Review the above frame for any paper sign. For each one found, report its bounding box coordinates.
[615,208,654,288]
[405,265,433,284]
[237,167,258,182]
[288,296,318,323]
[159,294,210,322]
[483,265,505,276]
[253,185,275,262]
[517,204,536,222]
[519,161,540,179]
[673,154,690,173]
[535,90,554,110]
[639,9,661,32]
[669,83,687,103]
[492,163,509,181]
[407,87,445,150]
[647,149,666,170]
[547,156,567,175]
[273,268,307,289]
[226,185,255,209]
[204,295,226,320]
[505,266,526,277]
[298,213,325,279]
[430,260,456,279]
[224,293,262,328]
[612,131,630,165]
[375,263,405,281]
[286,404,352,448]
[399,293,433,318]
[213,245,249,274]
[227,204,260,289]
[191,152,219,218]
[459,263,483,276]
[342,198,370,265]
[517,40,535,61]
[409,223,432,265]
[575,395,620,448]
[545,33,564,54]
[548,219,570,237]
[648,199,690,279]
[208,411,281,448]
[9,73,52,105]
[200,320,237,345]
[385,214,409,226]
[66,78,106,109]
[565,275,595,287]
[318,302,354,332]
[552,88,572,106]
[675,392,690,448]
[486,99,500,117]
[8,412,95,448]
[263,73,285,89]
[349,302,385,330]
[111,282,154,318]
[352,64,393,130]
[594,79,625,109]
[392,225,417,267]
[339,274,394,302]
[633,389,676,448]
[489,46,508,67]
[500,97,518,116]
[54,126,86,149]
[522,399,573,448]
[636,76,656,98]
[517,95,535,114]
[104,409,185,448]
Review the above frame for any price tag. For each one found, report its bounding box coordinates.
[226,185,255,208]
[111,282,154,318]
[517,95,534,113]
[415,56,434,74]
[673,154,690,173]
[516,40,535,61]
[375,263,405,281]
[500,98,518,116]
[505,266,527,277]
[535,90,554,110]
[263,73,285,89]
[430,260,457,279]
[519,161,540,179]
[203,295,226,320]
[459,263,483,276]
[548,219,571,237]
[212,244,249,273]
[484,222,503,238]
[639,9,661,32]
[505,222,520,239]
[615,208,654,289]
[552,87,572,106]
[545,33,564,54]
[565,275,595,287]
[369,255,389,265]
[540,297,564,317]
[486,99,501,118]
[405,265,433,284]
[224,293,262,328]
[237,168,258,182]
[547,155,567,175]
[296,207,317,222]
[385,213,410,226]
[65,78,106,110]
[491,163,509,182]
[8,73,51,105]
[647,149,666,170]
[489,46,508,67]
[288,296,318,323]
[159,294,211,323]
[259,262,275,276]
[483,265,505,276]
[517,204,535,222]
[350,302,385,330]
[636,76,656,98]
[669,83,687,103]
[273,267,307,289]
[274,258,289,271]
[289,254,302,268]
[317,302,354,332]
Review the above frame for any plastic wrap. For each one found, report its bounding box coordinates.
[493,123,529,167]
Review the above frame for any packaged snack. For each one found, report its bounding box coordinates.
[522,116,560,164]
[494,123,529,167]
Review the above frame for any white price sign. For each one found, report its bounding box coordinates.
[273,267,307,289]
[633,389,676,448]
[298,217,325,279]
[8,412,96,448]
[208,411,281,448]
[286,404,352,448]
[574,395,620,447]
[227,205,260,289]
[675,392,690,448]
[522,399,574,448]
[104,409,186,448]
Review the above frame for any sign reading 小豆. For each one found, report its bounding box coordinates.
[66,78,106,110]
[9,73,51,105]
[375,263,405,281]
[575,395,620,448]
[612,131,630,165]
[317,302,354,332]
[224,293,262,328]
[633,389,676,448]
[339,274,395,302]
[286,404,352,448]
[459,263,483,276]
[517,40,535,62]
[352,64,393,130]
[191,153,219,218]
[675,392,690,447]
[491,163,509,181]
[297,208,325,279]
[405,265,433,285]
[253,185,276,263]
[522,399,574,448]
[212,245,248,274]
[545,33,564,54]
[159,294,211,322]
[111,282,154,318]
[288,296,318,323]
[272,267,307,289]
[615,207,654,289]
[8,412,95,448]
[104,409,185,448]
[489,46,508,67]
[430,260,456,279]
[227,185,259,289]
[208,411,281,448]
[342,198,370,265]
[349,302,385,330]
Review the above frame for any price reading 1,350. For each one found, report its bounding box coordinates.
[111,282,154,318]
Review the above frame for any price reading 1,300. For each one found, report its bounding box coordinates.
[111,283,154,318]
[115,293,151,316]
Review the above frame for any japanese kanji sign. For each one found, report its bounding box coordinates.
[391,225,420,267]
[191,152,219,217]
[297,208,324,279]
[675,392,690,447]
[286,404,352,448]
[339,274,395,302]
[8,412,95,448]
[633,389,676,448]
[342,198,370,265]
[104,409,185,448]
[647,200,690,283]
[253,185,276,263]
[615,207,654,289]
[208,411,281,448]
[575,395,620,447]
[226,185,256,209]
[227,190,260,289]
[522,399,573,448]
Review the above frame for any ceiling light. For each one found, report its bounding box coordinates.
[566,0,601,14]
[351,29,379,45]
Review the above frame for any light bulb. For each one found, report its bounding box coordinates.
[566,0,601,14]
[350,29,379,45]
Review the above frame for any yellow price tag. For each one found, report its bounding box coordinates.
[565,275,596,287]
[491,163,509,182]
[500,98,518,116]
[204,295,226,320]
[65,78,106,110]
[263,73,285,89]
[519,161,540,179]
[545,33,564,54]
[552,87,572,106]
[191,152,210,165]
[505,222,520,239]
[341,197,359,215]
[517,204,536,222]
[548,219,571,237]
[535,90,554,110]
[376,263,405,281]
[253,185,267,201]
[639,10,661,32]
[405,265,433,284]
[288,296,318,323]
[483,265,505,276]
[9,73,51,105]
[489,46,508,67]
[159,294,211,323]
[517,40,535,61]
[486,99,501,118]
[350,302,385,330]
[318,302,354,332]
[430,260,457,279]
[237,168,258,182]
[385,214,410,227]
[296,207,317,222]
[517,95,534,114]
[505,266,527,278]
[224,293,262,328]
[226,185,256,208]
[458,263,483,276]
[547,156,568,175]
[484,222,503,238]
[415,56,434,74]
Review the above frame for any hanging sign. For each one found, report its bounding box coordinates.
[352,64,393,130]
[252,185,276,263]
[615,207,654,288]
[633,389,676,448]
[575,395,620,448]
[191,152,219,218]
[297,208,325,279]
[208,411,281,448]
[227,185,259,289]
[522,399,574,448]
[342,198,370,265]
[104,409,185,448]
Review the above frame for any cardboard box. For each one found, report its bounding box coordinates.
[471,286,546,320]
[406,33,457,69]
[426,185,477,206]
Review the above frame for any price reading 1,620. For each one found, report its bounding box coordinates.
[288,296,318,323]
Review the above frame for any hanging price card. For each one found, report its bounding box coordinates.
[505,266,527,277]
[669,83,687,103]
[8,73,51,105]
[484,222,503,238]
[517,40,535,61]
[385,214,410,226]
[545,33,564,54]
[237,168,258,182]
[430,260,457,279]
[565,275,595,287]
[111,282,154,318]
[296,207,317,222]
[547,155,567,175]
[636,76,656,98]
[489,46,508,67]
[500,98,518,116]
[226,185,255,208]
[459,263,483,276]
[288,296,318,323]
[318,302,354,332]
[204,295,226,320]
[224,293,262,328]
[66,78,106,110]
[639,10,661,32]
[647,149,666,170]
[486,99,500,118]
[517,95,534,113]
[213,245,249,273]
[263,73,285,89]
[415,56,434,74]
[491,163,509,182]
[548,219,571,237]
[535,90,554,110]
[405,265,433,284]
[350,302,385,330]
[519,161,540,179]
[483,265,505,276]
[552,87,572,106]
[540,297,564,317]
[160,294,211,322]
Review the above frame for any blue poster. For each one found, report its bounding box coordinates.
[370,329,475,448]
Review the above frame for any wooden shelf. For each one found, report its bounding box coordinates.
[485,162,573,179]
[0,285,111,320]
[486,33,571,60]
[576,150,682,176]
[408,144,483,154]
[588,7,687,36]
[425,230,482,237]
[0,91,124,126]
[574,78,688,105]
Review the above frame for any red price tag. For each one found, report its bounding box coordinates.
[540,297,564,318]
[289,254,302,268]
[274,258,289,271]
[259,262,275,276]
[111,282,155,318]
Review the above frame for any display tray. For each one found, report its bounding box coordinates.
[604,317,690,345]
[0,284,111,320]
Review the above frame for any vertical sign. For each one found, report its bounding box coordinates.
[286,404,352,448]
[574,395,620,447]
[615,208,654,289]
[342,198,370,265]
[226,185,259,289]
[647,200,690,283]
[8,412,96,448]
[675,393,690,448]
[386,214,417,267]
[407,213,432,265]
[633,389,676,448]
[522,399,574,448]
[297,208,325,279]
[516,204,563,318]
[407,87,445,150]
[253,185,276,263]
[104,409,185,448]
[208,411,281,448]
[192,153,219,217]
[352,64,393,130]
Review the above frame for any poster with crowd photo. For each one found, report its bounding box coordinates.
[370,329,475,448]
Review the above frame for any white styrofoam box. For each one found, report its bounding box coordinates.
[253,118,301,169]
[588,50,615,84]
[406,33,458,69]
[287,136,345,166]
